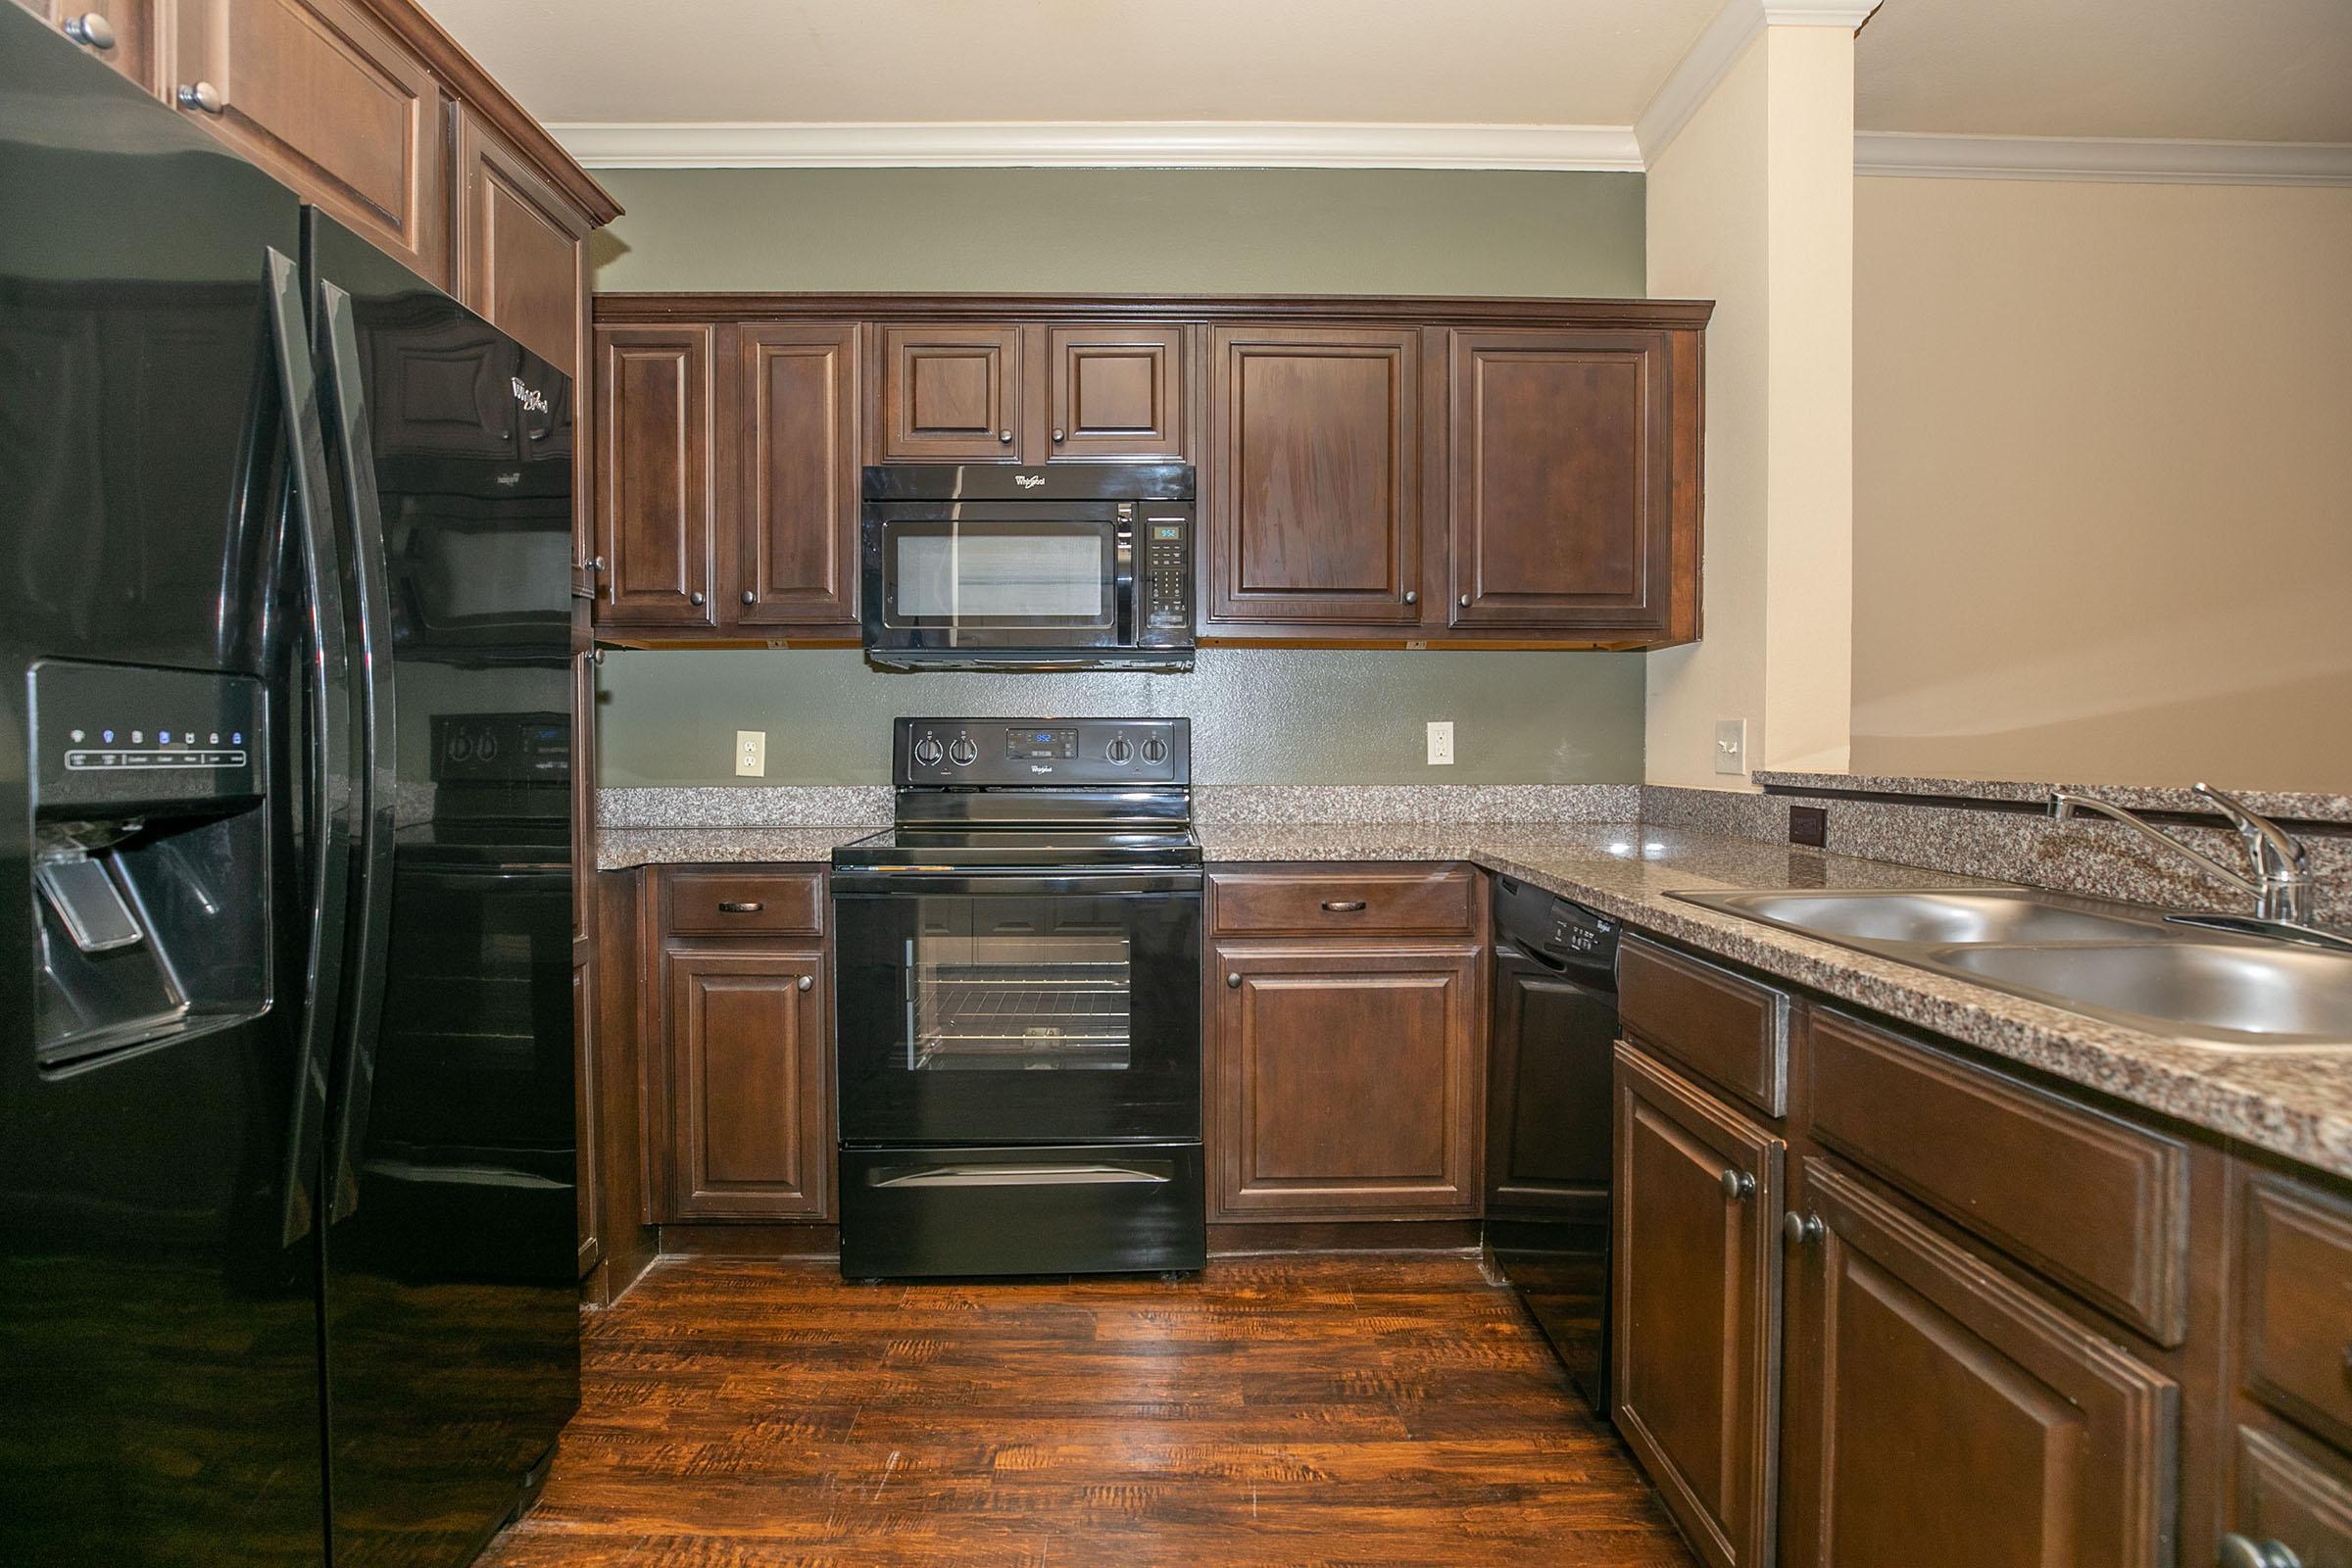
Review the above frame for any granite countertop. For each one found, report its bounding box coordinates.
[1751,770,2352,824]
[599,824,878,869]
[1203,822,2352,1181]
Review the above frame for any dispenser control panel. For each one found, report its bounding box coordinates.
[30,660,266,814]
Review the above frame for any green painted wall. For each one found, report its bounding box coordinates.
[596,648,1646,786]
[589,168,1644,295]
[589,167,1650,786]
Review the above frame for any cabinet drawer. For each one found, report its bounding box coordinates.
[666,868,825,938]
[2240,1171,2352,1448]
[1209,864,1477,938]
[1616,936,1788,1118]
[1808,1007,2187,1344]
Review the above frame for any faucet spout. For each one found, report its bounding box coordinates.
[2047,788,2314,926]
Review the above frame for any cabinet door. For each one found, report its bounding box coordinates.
[1781,1156,2177,1568]
[1447,329,1673,635]
[730,323,859,631]
[1047,324,1184,461]
[666,949,831,1221]
[173,0,447,285]
[1613,1043,1783,1568]
[453,103,586,375]
[1209,942,1481,1220]
[879,324,1020,461]
[17,0,166,92]
[595,323,718,630]
[1207,326,1423,628]
[2229,1418,2352,1568]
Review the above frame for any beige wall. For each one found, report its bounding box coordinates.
[1852,177,2352,793]
[1644,23,1857,787]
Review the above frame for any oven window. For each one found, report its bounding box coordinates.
[891,523,1108,622]
[903,895,1132,1072]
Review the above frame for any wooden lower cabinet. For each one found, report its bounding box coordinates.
[665,948,832,1221]
[1611,1043,1783,1568]
[1781,1156,2177,1568]
[2229,1416,2352,1568]
[1208,940,1482,1220]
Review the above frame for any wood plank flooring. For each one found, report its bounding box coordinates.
[483,1253,1696,1567]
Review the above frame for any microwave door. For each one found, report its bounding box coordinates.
[883,518,1117,648]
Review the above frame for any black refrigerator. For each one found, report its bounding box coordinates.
[0,10,581,1564]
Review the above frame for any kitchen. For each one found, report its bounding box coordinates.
[2,0,2348,1565]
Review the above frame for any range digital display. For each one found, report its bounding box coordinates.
[1005,727,1078,760]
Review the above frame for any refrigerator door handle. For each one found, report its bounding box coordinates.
[316,278,399,1226]
[265,246,357,1249]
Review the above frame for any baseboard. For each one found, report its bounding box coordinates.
[1207,1218,1484,1254]
[659,1221,842,1258]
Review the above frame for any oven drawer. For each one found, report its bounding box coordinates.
[840,1143,1206,1278]
[667,869,826,937]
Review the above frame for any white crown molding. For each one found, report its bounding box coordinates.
[549,121,1645,172]
[1635,0,1880,165]
[1854,132,2352,186]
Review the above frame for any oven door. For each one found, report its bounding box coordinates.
[862,506,1129,658]
[834,873,1201,1146]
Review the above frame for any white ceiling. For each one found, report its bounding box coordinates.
[1856,0,2352,144]
[422,0,1723,128]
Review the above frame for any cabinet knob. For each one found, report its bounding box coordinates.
[1403,590,1418,606]
[688,590,705,606]
[1459,593,1472,608]
[1052,427,1066,442]
[1783,1210,1824,1246]
[998,430,1014,444]
[2218,1536,2301,1568]
[797,974,814,992]
[1720,1168,1756,1200]
[1225,972,1242,989]
[63,12,116,48]
[741,589,756,605]
[177,80,223,115]
[589,555,606,575]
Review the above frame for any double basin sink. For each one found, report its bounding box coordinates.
[1668,888,2352,1051]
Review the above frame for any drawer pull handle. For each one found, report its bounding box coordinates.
[1225,972,1242,989]
[1784,1210,1824,1247]
[1720,1168,1756,1200]
[797,974,813,992]
[716,901,764,913]
[2219,1536,2301,1568]
[1322,900,1368,913]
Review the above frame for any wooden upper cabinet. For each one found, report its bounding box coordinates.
[1447,328,1677,636]
[452,102,586,375]
[596,324,717,630]
[17,0,167,91]
[1209,939,1482,1221]
[1612,1044,1783,1568]
[173,0,447,285]
[729,323,860,631]
[879,325,1021,461]
[1047,324,1184,461]
[1781,1156,2177,1568]
[1207,326,1422,629]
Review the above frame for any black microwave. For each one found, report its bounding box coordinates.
[859,463,1195,671]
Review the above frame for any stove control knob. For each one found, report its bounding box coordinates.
[912,734,945,767]
[1140,736,1168,764]
[947,735,978,767]
[1105,736,1134,764]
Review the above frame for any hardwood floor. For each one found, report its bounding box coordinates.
[483,1253,1695,1567]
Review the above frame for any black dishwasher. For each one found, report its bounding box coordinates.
[1485,874,1621,1414]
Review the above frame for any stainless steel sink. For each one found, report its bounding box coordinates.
[1670,888,2352,1051]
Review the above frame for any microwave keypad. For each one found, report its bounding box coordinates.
[1144,521,1188,623]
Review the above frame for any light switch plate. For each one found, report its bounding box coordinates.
[1714,719,1747,776]
[1427,720,1454,766]
[735,729,766,777]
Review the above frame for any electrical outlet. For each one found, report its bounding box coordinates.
[734,729,766,777]
[1714,719,1747,776]
[1427,720,1455,766]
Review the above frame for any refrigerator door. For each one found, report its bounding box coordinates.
[304,210,580,1567]
[0,12,339,1565]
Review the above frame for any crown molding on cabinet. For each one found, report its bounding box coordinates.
[547,120,1645,172]
[1634,0,1882,165]
[1854,132,2352,187]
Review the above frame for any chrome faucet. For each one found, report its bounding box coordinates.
[2049,783,2314,927]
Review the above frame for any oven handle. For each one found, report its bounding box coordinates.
[831,870,1203,898]
[869,1162,1172,1189]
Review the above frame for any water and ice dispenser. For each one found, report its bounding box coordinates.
[28,660,270,1067]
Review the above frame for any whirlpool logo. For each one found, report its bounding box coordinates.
[1013,472,1046,489]
[512,377,550,414]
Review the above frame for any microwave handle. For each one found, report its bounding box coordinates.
[1113,518,1136,647]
